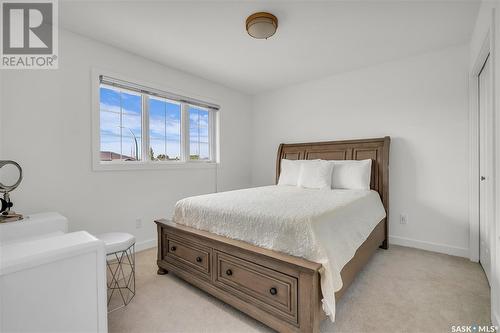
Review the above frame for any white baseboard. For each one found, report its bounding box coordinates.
[389,235,469,258]
[491,313,500,327]
[492,308,500,328]
[135,238,156,252]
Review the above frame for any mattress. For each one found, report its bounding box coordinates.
[173,185,386,321]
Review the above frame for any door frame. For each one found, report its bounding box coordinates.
[479,51,494,283]
[469,8,498,325]
[469,29,493,262]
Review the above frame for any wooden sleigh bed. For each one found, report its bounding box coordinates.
[155,137,390,333]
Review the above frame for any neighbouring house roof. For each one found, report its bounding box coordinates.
[100,151,135,161]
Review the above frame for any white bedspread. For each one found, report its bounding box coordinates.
[173,185,386,321]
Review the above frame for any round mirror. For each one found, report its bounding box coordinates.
[0,161,22,193]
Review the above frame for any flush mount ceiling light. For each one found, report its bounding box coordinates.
[246,12,278,39]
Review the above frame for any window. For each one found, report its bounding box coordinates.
[149,98,181,161]
[95,74,218,169]
[189,106,211,161]
[100,87,142,161]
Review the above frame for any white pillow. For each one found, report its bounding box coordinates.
[297,160,334,189]
[331,159,372,190]
[278,159,302,186]
[278,159,321,186]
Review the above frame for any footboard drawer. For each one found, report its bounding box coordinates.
[156,220,322,333]
[164,234,211,279]
[214,251,298,325]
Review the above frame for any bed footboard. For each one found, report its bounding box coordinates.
[155,219,323,333]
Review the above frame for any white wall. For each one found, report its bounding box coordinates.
[1,30,253,249]
[251,44,470,258]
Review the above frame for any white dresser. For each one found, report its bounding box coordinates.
[0,213,108,332]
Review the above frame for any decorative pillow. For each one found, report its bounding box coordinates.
[297,160,334,189]
[278,159,303,186]
[331,159,372,190]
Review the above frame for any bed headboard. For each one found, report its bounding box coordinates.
[276,136,390,217]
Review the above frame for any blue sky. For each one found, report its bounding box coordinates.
[189,107,210,159]
[149,97,181,159]
[100,87,143,159]
[100,86,209,160]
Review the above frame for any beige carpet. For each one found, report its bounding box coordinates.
[108,246,490,333]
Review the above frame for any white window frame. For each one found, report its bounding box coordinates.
[91,69,219,171]
[186,104,216,163]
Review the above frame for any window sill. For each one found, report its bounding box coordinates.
[92,161,217,171]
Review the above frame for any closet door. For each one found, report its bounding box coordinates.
[479,54,492,283]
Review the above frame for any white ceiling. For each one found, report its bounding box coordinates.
[60,1,479,95]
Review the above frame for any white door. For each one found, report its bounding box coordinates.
[479,54,492,283]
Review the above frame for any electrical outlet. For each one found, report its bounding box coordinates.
[135,218,142,229]
[400,214,408,225]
